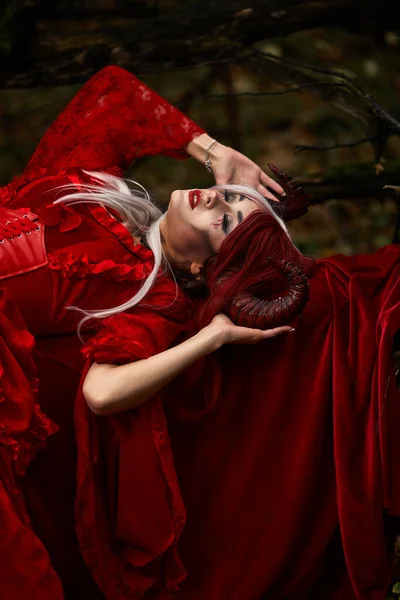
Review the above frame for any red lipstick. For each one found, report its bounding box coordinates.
[189,189,201,210]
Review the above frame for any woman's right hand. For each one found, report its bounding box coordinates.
[207,313,294,346]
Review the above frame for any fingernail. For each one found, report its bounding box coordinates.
[289,328,295,332]
[280,191,286,196]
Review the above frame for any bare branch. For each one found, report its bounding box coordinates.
[301,159,400,203]
[250,48,366,97]
[0,0,383,88]
[245,49,400,160]
[175,81,350,108]
[295,137,374,154]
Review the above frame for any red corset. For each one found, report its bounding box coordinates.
[0,208,47,280]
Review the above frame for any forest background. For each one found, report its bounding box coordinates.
[1,0,400,259]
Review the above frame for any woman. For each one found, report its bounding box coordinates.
[1,65,399,600]
[0,65,290,600]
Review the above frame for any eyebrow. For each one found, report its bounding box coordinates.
[237,210,243,224]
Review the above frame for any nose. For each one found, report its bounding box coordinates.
[204,189,221,209]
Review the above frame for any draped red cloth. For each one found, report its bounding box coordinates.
[0,66,204,600]
[73,245,400,600]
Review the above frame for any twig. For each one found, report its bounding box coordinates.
[295,136,373,154]
[249,49,400,159]
[175,82,349,108]
[175,68,217,112]
[365,94,400,136]
[250,48,365,97]
[136,51,254,76]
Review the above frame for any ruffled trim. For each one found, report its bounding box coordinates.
[0,292,58,477]
[83,192,154,259]
[1,168,125,235]
[48,251,153,282]
[0,397,58,478]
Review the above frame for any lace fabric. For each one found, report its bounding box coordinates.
[17,66,204,190]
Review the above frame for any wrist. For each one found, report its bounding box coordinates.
[186,133,221,164]
[196,324,225,353]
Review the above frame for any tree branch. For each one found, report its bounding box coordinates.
[294,137,373,154]
[0,0,383,88]
[302,159,400,203]
[242,49,400,160]
[175,81,350,107]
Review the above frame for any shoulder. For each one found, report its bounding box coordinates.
[134,274,195,319]
[92,274,193,334]
[82,275,196,364]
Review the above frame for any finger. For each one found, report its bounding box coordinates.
[237,324,292,335]
[262,326,294,337]
[237,325,292,339]
[260,171,285,196]
[257,184,280,203]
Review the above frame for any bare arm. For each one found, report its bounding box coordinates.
[83,314,293,416]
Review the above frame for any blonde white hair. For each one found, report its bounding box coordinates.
[52,170,289,336]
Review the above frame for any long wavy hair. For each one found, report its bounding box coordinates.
[53,170,290,333]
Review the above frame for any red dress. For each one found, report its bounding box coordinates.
[0,65,204,600]
[75,253,400,599]
[1,66,400,600]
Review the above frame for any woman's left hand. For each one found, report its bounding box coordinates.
[186,134,285,203]
[212,144,284,202]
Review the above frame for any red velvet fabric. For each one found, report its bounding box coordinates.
[74,246,400,600]
[0,65,203,599]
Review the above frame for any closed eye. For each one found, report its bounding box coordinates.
[222,213,230,233]
[220,192,247,234]
[224,191,246,203]
[222,192,245,232]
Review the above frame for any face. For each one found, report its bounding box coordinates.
[161,188,260,274]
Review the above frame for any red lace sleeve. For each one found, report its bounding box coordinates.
[22,66,205,182]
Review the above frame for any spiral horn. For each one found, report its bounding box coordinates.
[221,259,310,329]
[267,163,310,222]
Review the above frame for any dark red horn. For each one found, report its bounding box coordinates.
[224,259,310,329]
[267,163,310,222]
